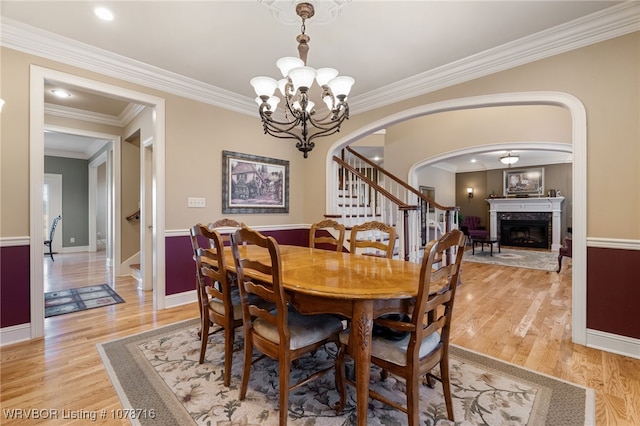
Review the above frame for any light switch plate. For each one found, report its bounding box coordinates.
[188,197,206,208]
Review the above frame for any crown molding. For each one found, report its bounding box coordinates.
[351,2,640,113]
[2,2,638,117]
[1,18,257,116]
[44,102,146,127]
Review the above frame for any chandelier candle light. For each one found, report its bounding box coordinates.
[250,2,354,158]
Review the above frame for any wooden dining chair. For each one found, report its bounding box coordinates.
[190,224,242,387]
[349,220,396,258]
[335,229,467,424]
[231,226,343,425]
[309,219,346,252]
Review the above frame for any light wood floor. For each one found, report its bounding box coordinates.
[1,250,639,425]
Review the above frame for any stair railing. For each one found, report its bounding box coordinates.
[329,147,460,262]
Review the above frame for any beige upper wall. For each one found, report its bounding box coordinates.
[0,46,305,237]
[2,32,639,239]
[302,32,639,240]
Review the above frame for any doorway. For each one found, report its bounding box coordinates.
[29,65,167,339]
[43,173,63,256]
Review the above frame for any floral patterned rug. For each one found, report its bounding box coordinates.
[98,319,594,425]
[463,247,560,271]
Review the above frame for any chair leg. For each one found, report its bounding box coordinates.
[279,354,291,425]
[406,373,420,426]
[557,254,563,273]
[239,330,253,400]
[440,358,454,421]
[199,314,209,364]
[223,326,234,387]
[334,342,347,413]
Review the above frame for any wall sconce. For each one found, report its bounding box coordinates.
[467,187,474,198]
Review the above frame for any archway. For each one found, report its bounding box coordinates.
[326,91,587,345]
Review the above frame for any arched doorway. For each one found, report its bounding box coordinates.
[326,91,587,345]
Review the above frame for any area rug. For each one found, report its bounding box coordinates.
[97,319,594,425]
[45,284,125,317]
[463,247,559,271]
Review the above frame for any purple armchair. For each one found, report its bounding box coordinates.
[460,216,488,240]
[557,238,572,272]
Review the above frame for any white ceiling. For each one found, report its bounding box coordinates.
[3,0,634,168]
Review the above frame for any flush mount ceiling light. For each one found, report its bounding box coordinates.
[94,7,114,21]
[499,151,519,166]
[250,2,354,158]
[51,89,71,98]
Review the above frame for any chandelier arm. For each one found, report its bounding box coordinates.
[258,108,303,129]
[262,125,315,158]
[306,109,349,129]
[306,123,344,143]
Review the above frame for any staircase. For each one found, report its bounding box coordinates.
[327,147,460,262]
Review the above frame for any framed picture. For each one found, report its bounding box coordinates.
[222,151,289,214]
[503,168,544,197]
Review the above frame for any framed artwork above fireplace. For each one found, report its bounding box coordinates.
[504,167,544,197]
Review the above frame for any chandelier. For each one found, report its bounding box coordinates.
[499,151,520,166]
[250,2,354,158]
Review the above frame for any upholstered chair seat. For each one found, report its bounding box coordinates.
[255,307,344,350]
[338,329,441,367]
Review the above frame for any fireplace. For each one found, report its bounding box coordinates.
[499,217,550,249]
[487,197,565,252]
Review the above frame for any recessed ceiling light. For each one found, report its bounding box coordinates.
[94,6,114,21]
[470,158,477,163]
[51,89,71,98]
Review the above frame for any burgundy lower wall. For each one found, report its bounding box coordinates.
[164,227,309,296]
[0,245,31,327]
[4,234,638,343]
[587,246,640,339]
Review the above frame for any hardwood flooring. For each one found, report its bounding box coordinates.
[2,251,639,425]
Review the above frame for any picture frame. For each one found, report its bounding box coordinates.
[222,151,289,214]
[503,168,544,197]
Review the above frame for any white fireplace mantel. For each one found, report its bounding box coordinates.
[487,197,565,251]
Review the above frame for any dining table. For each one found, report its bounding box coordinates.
[224,244,425,426]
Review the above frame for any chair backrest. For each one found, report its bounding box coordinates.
[231,227,288,340]
[413,229,466,361]
[349,221,396,258]
[197,237,233,320]
[209,218,246,244]
[461,215,481,230]
[49,215,62,241]
[190,224,226,314]
[309,219,346,252]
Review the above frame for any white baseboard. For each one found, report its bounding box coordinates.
[164,290,197,309]
[63,245,89,253]
[0,323,32,347]
[587,328,640,360]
